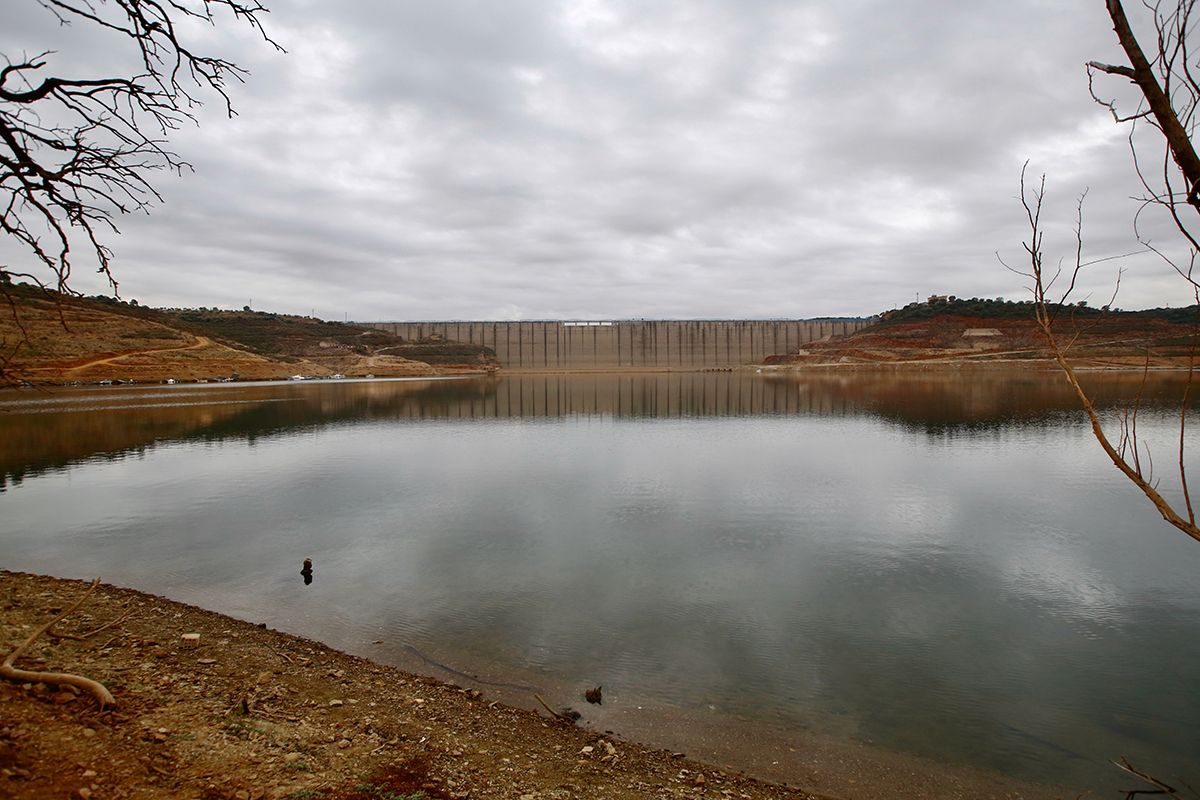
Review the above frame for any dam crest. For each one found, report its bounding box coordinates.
[366,318,871,369]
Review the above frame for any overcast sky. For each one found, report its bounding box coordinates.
[2,0,1192,320]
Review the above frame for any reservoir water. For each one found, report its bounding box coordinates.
[3,371,1199,796]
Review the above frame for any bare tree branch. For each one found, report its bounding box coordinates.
[1099,0,1200,209]
[0,577,117,708]
[0,0,282,297]
[1015,167,1200,543]
[1013,1,1200,549]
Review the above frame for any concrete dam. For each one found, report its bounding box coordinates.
[365,318,871,369]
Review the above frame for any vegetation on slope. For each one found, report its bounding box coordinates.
[0,284,496,383]
[766,295,1200,367]
[878,295,1200,326]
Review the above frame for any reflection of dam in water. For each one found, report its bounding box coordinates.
[357,370,1197,423]
[402,373,843,418]
[365,319,871,369]
[4,371,1194,487]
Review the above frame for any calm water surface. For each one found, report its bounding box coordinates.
[3,371,1200,795]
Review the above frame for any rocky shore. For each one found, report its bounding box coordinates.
[1,572,818,800]
[1,572,1085,800]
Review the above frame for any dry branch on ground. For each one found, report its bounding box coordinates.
[1,578,117,708]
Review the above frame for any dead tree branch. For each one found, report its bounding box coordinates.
[1015,0,1200,546]
[1090,1,1200,210]
[0,0,282,295]
[48,607,134,641]
[1087,0,1200,289]
[1011,168,1200,543]
[533,693,580,724]
[0,577,118,708]
[1111,755,1197,798]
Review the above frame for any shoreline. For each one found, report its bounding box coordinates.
[8,356,1197,388]
[2,571,1076,800]
[492,359,1197,375]
[6,370,495,390]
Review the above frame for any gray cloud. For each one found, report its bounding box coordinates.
[2,0,1191,320]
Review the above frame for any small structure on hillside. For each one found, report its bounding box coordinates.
[962,328,1003,350]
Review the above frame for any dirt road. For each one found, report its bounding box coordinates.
[64,336,212,373]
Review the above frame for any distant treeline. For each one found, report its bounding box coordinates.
[879,296,1200,325]
[3,281,397,358]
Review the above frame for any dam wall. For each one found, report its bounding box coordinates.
[365,319,871,369]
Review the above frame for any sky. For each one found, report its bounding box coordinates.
[1,0,1194,321]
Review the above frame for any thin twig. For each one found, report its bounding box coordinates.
[48,608,134,641]
[1016,167,1200,543]
[533,693,575,723]
[0,577,117,708]
[1112,755,1178,796]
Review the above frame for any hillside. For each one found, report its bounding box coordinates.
[0,286,497,384]
[9,288,1197,382]
[766,297,1200,368]
[158,306,498,368]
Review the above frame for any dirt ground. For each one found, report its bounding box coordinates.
[0,572,1091,800]
[1,572,821,800]
[0,293,454,384]
[763,313,1200,370]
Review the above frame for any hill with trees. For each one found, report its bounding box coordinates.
[0,285,497,385]
[766,295,1200,368]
